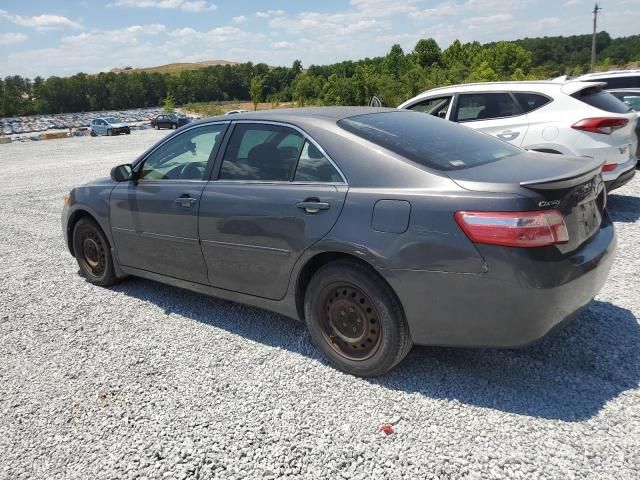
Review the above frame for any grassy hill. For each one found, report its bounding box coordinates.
[110,60,239,75]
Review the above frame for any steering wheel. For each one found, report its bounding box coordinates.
[180,162,204,180]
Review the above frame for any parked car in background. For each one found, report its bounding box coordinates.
[151,113,190,130]
[62,107,615,377]
[608,89,640,111]
[607,89,640,164]
[224,109,250,115]
[90,117,131,136]
[575,69,640,89]
[399,81,638,191]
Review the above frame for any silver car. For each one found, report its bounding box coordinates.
[90,117,131,136]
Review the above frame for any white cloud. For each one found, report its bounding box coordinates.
[411,2,460,18]
[255,10,285,19]
[271,41,293,49]
[463,14,513,28]
[108,0,217,12]
[0,32,27,45]
[0,9,81,30]
[232,15,247,24]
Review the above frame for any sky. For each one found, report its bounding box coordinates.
[0,0,638,78]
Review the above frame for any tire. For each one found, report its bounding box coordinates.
[107,129,112,136]
[72,217,119,287]
[304,260,412,377]
[155,124,159,130]
[172,123,177,129]
[90,130,96,137]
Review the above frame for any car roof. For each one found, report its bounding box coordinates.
[190,106,396,127]
[576,69,640,79]
[399,80,607,105]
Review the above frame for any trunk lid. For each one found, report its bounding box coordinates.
[448,151,606,252]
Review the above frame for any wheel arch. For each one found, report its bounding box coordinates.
[294,251,404,322]
[66,209,106,257]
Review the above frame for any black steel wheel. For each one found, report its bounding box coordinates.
[72,217,119,286]
[304,260,412,377]
[320,284,382,360]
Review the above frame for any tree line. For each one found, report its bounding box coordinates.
[1,31,639,117]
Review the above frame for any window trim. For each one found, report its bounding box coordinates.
[211,120,348,186]
[133,121,230,183]
[512,91,554,115]
[451,91,525,123]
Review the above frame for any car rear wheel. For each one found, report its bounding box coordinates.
[72,217,119,287]
[304,260,412,377]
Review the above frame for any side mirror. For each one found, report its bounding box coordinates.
[110,164,133,182]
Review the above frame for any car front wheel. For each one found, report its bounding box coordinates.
[106,129,112,136]
[72,217,119,287]
[304,260,412,377]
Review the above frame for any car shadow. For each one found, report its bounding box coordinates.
[607,193,640,223]
[112,278,639,422]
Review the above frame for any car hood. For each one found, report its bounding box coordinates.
[108,122,128,128]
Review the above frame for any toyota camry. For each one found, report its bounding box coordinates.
[62,107,616,376]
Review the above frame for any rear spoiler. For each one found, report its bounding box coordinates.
[560,81,607,96]
[520,157,604,190]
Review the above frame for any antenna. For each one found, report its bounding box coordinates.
[591,2,602,71]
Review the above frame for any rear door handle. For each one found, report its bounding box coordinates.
[175,195,198,208]
[297,199,330,214]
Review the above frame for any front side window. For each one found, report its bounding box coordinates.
[139,124,225,181]
[513,92,552,113]
[408,96,452,119]
[454,93,520,122]
[294,142,343,183]
[220,124,304,181]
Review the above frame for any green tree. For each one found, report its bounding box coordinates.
[384,44,407,80]
[413,38,442,68]
[250,76,263,111]
[162,92,176,113]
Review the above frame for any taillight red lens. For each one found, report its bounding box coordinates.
[602,163,617,172]
[572,117,628,135]
[454,210,569,248]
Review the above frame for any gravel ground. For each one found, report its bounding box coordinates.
[1,131,639,480]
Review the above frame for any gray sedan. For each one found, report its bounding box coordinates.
[62,107,615,376]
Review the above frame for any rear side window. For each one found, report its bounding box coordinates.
[407,96,452,119]
[294,142,343,183]
[514,92,552,113]
[572,87,631,114]
[338,111,521,171]
[454,93,520,122]
[220,124,304,181]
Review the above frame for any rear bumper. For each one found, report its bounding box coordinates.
[382,214,616,347]
[604,157,636,190]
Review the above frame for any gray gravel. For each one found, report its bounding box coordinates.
[1,131,639,479]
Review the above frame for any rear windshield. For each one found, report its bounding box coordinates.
[337,111,521,171]
[572,87,631,114]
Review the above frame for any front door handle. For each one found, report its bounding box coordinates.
[497,130,519,141]
[175,195,198,208]
[297,198,330,214]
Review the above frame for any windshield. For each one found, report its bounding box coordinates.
[338,111,521,171]
[103,117,120,124]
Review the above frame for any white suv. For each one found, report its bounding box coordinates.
[398,81,638,190]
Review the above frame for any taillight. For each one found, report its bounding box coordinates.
[602,163,617,172]
[572,117,628,135]
[455,210,569,248]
